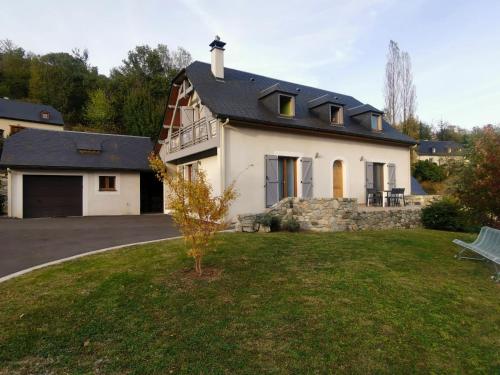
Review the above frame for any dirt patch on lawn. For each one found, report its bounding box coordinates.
[177,267,223,282]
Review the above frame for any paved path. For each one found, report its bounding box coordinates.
[0,214,179,278]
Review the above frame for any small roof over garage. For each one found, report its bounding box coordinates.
[0,129,153,171]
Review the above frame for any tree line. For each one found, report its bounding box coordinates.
[0,40,192,138]
[382,40,487,144]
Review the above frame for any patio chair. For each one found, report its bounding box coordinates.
[453,226,500,282]
[366,188,382,206]
[387,188,406,206]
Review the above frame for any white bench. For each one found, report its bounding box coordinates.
[453,226,500,282]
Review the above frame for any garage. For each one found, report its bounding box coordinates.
[23,175,83,218]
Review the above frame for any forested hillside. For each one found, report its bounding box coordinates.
[0,40,191,138]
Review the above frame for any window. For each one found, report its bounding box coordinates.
[371,114,382,131]
[0,129,4,139]
[330,105,343,125]
[99,176,116,191]
[279,95,294,117]
[278,157,297,200]
[9,125,25,135]
[447,147,452,153]
[40,111,50,120]
[431,147,436,154]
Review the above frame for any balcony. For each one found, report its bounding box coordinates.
[163,118,219,162]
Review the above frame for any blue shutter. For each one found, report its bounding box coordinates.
[301,157,313,198]
[265,155,279,207]
[387,163,396,189]
[365,162,374,189]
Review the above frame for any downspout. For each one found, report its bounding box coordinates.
[219,117,229,194]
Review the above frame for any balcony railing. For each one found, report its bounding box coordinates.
[166,118,218,154]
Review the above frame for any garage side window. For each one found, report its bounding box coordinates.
[99,176,116,191]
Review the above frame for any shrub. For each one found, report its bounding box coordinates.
[421,198,464,231]
[413,160,446,182]
[256,214,281,232]
[282,217,300,232]
[453,125,500,228]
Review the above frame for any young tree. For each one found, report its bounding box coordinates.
[453,125,500,227]
[384,40,401,126]
[149,155,237,275]
[84,88,114,131]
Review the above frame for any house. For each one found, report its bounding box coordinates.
[417,140,464,165]
[0,98,64,138]
[0,98,65,213]
[155,37,417,219]
[0,129,162,218]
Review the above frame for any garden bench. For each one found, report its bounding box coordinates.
[453,226,500,281]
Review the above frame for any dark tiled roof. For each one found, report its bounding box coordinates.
[183,61,416,145]
[411,177,427,195]
[0,98,64,125]
[417,140,463,156]
[0,129,153,171]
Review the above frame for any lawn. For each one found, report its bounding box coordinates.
[0,230,499,374]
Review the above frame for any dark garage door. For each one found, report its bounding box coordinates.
[23,175,83,218]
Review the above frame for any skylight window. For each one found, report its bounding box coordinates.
[279,95,294,117]
[330,105,343,125]
[370,114,382,131]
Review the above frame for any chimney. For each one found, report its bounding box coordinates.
[209,36,226,80]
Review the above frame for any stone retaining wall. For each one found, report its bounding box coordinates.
[236,197,423,233]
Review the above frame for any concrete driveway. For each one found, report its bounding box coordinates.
[0,214,179,278]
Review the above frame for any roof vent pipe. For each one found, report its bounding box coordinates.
[209,35,226,80]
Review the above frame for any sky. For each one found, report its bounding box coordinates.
[1,0,500,128]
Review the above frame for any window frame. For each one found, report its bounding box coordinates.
[370,114,382,131]
[278,94,295,117]
[99,176,117,192]
[329,104,344,125]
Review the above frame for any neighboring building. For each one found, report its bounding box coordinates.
[0,129,162,218]
[417,140,464,165]
[155,37,416,219]
[0,98,64,138]
[0,98,65,214]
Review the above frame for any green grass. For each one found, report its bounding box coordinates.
[0,230,499,374]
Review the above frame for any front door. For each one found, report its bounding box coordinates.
[333,160,343,198]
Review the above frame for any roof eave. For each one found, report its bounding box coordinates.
[214,113,417,146]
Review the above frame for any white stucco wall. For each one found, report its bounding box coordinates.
[224,126,412,218]
[86,172,140,216]
[7,169,140,218]
[0,118,63,137]
[163,154,222,214]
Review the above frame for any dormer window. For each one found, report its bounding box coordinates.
[330,105,343,125]
[40,111,50,120]
[370,114,382,131]
[279,94,294,117]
